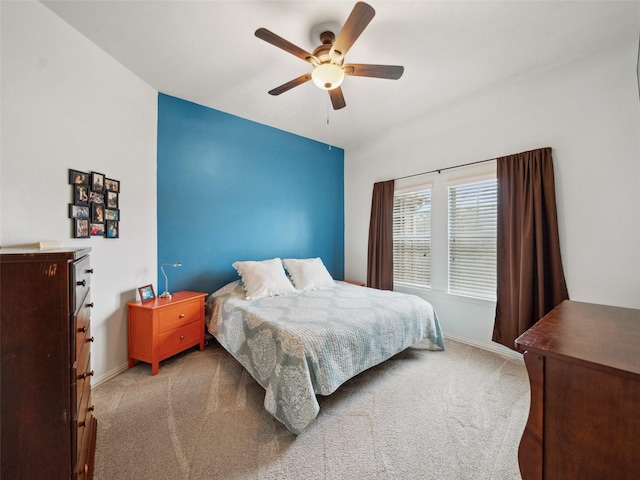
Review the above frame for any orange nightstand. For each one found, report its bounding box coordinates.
[127,291,207,375]
[342,280,365,287]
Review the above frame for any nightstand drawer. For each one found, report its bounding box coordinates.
[158,321,202,357]
[158,301,202,333]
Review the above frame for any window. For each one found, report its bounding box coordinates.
[448,178,497,300]
[392,161,497,302]
[393,188,431,288]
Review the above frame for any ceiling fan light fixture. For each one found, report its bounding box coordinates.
[311,63,344,90]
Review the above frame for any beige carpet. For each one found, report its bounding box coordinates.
[93,339,529,480]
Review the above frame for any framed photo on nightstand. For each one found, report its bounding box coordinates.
[138,284,155,303]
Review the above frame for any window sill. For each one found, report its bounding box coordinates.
[394,285,496,308]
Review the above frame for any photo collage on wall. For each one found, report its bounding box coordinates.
[69,169,120,239]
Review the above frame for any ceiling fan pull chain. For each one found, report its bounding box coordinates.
[327,97,332,150]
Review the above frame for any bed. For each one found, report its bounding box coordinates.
[205,258,445,434]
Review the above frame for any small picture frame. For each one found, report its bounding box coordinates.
[69,204,90,219]
[89,191,104,205]
[105,208,120,221]
[91,203,105,223]
[106,220,119,238]
[106,191,119,209]
[105,178,120,193]
[138,284,155,303]
[74,219,89,238]
[69,169,89,185]
[91,172,105,193]
[74,184,89,206]
[90,223,105,236]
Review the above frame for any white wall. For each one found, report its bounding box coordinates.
[1,1,158,382]
[345,38,640,354]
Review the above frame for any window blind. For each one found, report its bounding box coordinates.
[393,188,431,288]
[448,179,497,300]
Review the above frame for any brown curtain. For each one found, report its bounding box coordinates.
[493,147,569,349]
[367,180,394,290]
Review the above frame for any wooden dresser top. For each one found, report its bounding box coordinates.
[515,300,640,378]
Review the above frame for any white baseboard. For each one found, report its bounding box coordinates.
[443,332,523,362]
[93,362,129,388]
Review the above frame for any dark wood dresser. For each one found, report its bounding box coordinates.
[1,247,98,480]
[515,300,640,480]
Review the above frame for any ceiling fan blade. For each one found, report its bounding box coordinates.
[255,28,315,63]
[343,64,404,79]
[332,2,376,59]
[268,73,312,96]
[329,87,346,110]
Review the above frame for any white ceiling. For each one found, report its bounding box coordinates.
[42,1,640,151]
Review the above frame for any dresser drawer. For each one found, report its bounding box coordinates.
[158,301,202,333]
[74,356,96,480]
[76,389,93,461]
[75,351,92,413]
[75,333,92,413]
[72,386,92,473]
[158,321,202,358]
[75,320,93,365]
[74,297,92,362]
[76,404,97,480]
[72,255,92,314]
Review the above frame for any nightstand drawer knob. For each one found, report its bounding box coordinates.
[179,313,185,318]
[180,335,185,340]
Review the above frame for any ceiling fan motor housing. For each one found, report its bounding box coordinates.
[310,31,345,90]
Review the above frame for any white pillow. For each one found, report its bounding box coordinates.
[232,258,296,300]
[282,257,335,291]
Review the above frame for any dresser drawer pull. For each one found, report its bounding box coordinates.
[88,405,95,412]
[79,420,86,428]
[87,268,94,274]
[88,336,95,343]
[76,279,86,287]
[179,313,185,318]
[87,302,94,308]
[78,326,87,333]
[78,370,94,380]
[79,464,89,477]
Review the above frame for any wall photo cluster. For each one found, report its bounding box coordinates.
[69,169,120,239]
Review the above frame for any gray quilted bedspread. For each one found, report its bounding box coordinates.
[205,280,445,434]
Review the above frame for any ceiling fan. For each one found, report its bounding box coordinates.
[255,1,404,110]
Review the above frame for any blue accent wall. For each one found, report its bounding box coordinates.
[157,93,344,294]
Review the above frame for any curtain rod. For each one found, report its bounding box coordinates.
[394,157,496,181]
